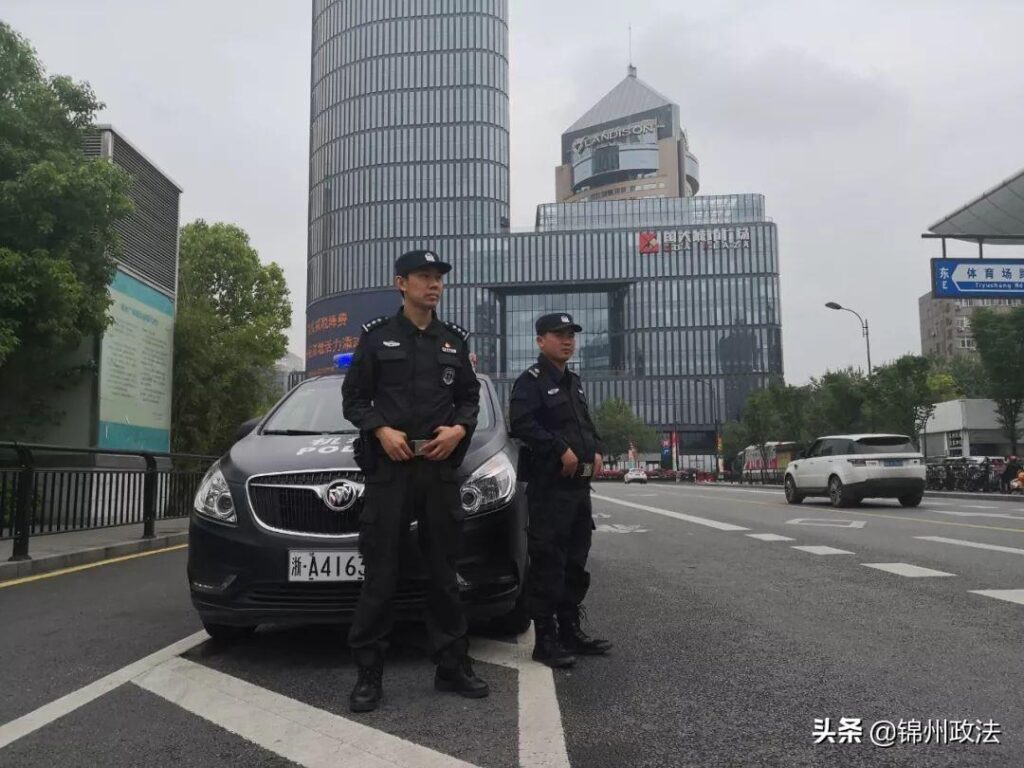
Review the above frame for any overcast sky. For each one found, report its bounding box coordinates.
[6,0,1024,383]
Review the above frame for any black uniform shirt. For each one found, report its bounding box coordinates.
[509,354,605,474]
[342,308,480,464]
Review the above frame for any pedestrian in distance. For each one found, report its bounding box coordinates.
[509,312,613,668]
[341,249,487,712]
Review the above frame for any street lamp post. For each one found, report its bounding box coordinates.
[825,301,872,374]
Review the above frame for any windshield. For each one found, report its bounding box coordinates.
[261,376,494,434]
[853,436,917,454]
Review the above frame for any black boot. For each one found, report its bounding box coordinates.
[349,658,384,712]
[558,605,613,655]
[435,641,490,699]
[532,617,576,668]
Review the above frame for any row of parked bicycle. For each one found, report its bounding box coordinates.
[925,456,1024,494]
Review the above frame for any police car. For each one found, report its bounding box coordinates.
[188,365,528,641]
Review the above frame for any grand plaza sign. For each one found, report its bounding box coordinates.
[638,228,752,254]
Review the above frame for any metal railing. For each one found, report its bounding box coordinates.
[0,442,217,562]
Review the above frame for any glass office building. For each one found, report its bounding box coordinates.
[306,2,783,468]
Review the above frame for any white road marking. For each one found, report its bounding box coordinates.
[969,589,1024,606]
[791,545,855,556]
[0,630,209,750]
[746,533,796,542]
[592,494,749,531]
[928,509,1024,521]
[135,657,477,768]
[595,524,649,534]
[470,627,572,768]
[861,563,955,578]
[786,518,866,529]
[915,536,1024,557]
[965,505,1000,510]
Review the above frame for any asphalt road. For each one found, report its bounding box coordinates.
[1,486,1021,767]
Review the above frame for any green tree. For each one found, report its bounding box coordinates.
[0,23,132,436]
[971,307,1024,453]
[805,369,868,439]
[741,388,781,482]
[592,397,658,464]
[929,355,990,399]
[863,355,951,446]
[172,221,291,455]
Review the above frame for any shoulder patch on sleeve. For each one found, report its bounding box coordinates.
[528,366,540,378]
[443,320,470,341]
[361,315,390,334]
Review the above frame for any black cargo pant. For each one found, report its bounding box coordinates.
[348,458,467,665]
[524,478,594,620]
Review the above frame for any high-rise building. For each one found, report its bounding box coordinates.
[307,0,510,356]
[919,292,1024,361]
[554,66,700,203]
[305,3,782,470]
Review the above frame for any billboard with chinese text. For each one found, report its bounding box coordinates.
[98,269,174,451]
[306,289,398,375]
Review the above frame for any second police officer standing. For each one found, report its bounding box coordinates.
[341,249,487,712]
[509,312,613,667]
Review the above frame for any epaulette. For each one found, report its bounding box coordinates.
[361,315,390,334]
[527,366,540,378]
[443,320,470,341]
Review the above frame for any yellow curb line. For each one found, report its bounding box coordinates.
[0,543,189,589]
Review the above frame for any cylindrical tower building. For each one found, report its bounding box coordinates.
[306,0,510,373]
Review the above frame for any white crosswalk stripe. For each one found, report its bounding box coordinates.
[746,533,795,542]
[791,546,854,556]
[861,563,955,578]
[969,589,1024,606]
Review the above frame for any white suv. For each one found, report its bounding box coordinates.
[784,434,926,508]
[624,469,648,485]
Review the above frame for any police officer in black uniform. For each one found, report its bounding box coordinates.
[509,312,613,668]
[341,249,487,712]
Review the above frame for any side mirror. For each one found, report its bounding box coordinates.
[235,417,261,442]
[797,450,806,459]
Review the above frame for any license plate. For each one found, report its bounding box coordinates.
[884,459,903,467]
[288,550,364,582]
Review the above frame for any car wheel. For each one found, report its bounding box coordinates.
[480,591,532,636]
[899,493,924,508]
[828,476,854,508]
[784,476,803,504]
[203,622,257,644]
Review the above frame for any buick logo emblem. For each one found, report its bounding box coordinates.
[323,480,358,512]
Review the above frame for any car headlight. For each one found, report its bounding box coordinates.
[193,462,237,525]
[460,452,515,516]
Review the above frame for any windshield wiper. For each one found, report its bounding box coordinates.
[324,429,359,435]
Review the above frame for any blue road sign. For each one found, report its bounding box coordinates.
[932,258,1024,298]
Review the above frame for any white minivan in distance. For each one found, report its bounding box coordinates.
[784,434,926,508]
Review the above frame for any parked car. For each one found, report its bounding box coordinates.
[784,434,926,508]
[188,373,528,641]
[624,468,648,485]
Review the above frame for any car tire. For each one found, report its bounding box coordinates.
[828,475,854,508]
[203,622,257,644]
[481,591,532,636]
[784,476,803,504]
[899,493,924,508]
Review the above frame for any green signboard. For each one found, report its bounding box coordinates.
[98,269,174,451]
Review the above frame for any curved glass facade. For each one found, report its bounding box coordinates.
[308,0,510,305]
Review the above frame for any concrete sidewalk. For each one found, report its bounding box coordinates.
[1,517,189,582]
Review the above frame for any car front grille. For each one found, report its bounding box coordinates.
[239,581,429,612]
[247,470,364,537]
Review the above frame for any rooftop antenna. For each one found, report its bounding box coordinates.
[628,25,636,77]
